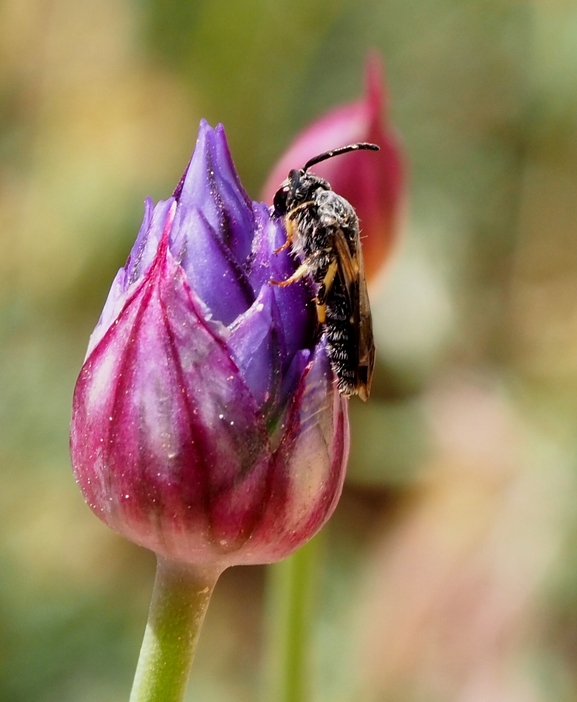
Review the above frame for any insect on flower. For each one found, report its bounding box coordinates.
[271,142,379,401]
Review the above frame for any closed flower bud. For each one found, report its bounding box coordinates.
[71,120,349,568]
[262,52,404,281]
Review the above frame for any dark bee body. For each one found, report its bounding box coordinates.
[271,143,378,401]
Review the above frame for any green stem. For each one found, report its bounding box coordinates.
[129,556,222,702]
[263,534,324,702]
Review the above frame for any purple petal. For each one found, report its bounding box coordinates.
[177,120,255,266]
[247,202,294,290]
[249,202,317,360]
[276,348,311,420]
[169,203,255,325]
[227,285,285,410]
[125,197,174,286]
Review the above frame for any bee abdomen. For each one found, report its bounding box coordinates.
[324,287,358,396]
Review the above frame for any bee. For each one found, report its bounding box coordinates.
[271,142,379,401]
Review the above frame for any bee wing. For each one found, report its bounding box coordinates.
[332,229,358,302]
[354,241,376,401]
[333,230,375,401]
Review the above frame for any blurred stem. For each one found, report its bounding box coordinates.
[263,533,324,702]
[129,556,221,702]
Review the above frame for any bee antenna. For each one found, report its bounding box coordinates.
[303,142,380,172]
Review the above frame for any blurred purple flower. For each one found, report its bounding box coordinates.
[71,120,349,568]
[262,52,404,282]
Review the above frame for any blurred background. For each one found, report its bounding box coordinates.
[1,0,577,700]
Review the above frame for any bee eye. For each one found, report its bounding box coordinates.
[273,186,289,217]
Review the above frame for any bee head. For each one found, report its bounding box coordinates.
[272,142,379,218]
[273,169,330,216]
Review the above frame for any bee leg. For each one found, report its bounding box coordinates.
[315,260,338,304]
[274,219,298,255]
[316,284,328,323]
[270,262,311,287]
[315,260,338,324]
[274,238,292,255]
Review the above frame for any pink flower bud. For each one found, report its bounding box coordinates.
[262,53,404,281]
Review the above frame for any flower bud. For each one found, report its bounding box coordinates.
[71,120,349,568]
[262,53,404,281]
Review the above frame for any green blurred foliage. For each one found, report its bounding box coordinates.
[2,0,577,700]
